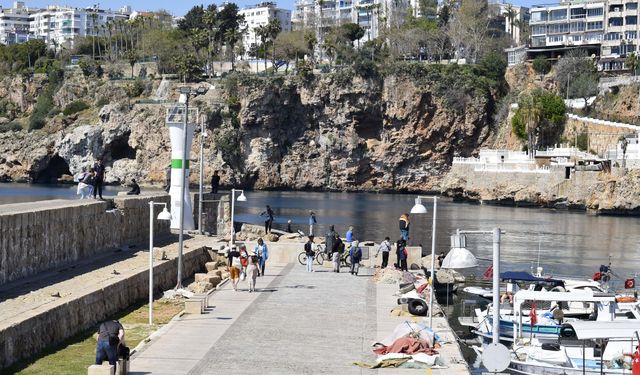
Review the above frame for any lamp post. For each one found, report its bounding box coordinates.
[409,196,437,328]
[148,201,172,325]
[175,85,208,290]
[198,112,208,235]
[230,188,247,244]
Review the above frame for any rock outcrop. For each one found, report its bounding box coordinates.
[0,72,494,191]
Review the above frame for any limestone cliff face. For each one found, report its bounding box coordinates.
[0,73,494,192]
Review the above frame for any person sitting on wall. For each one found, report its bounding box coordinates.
[126,179,140,195]
[95,320,125,369]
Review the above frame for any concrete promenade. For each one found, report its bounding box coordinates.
[130,263,470,375]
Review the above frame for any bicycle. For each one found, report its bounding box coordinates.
[298,244,326,266]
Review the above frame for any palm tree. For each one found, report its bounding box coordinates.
[94,24,101,60]
[519,92,542,158]
[504,4,517,43]
[267,19,282,73]
[255,24,269,71]
[619,135,629,168]
[90,12,98,59]
[106,22,113,60]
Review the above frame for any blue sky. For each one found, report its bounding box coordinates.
[1,0,541,16]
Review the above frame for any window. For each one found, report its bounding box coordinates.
[570,22,585,32]
[586,7,603,17]
[548,23,569,34]
[548,35,564,43]
[587,21,603,30]
[531,11,547,22]
[571,35,582,42]
[532,25,546,35]
[628,3,638,11]
[609,17,623,26]
[626,16,637,25]
[570,7,586,19]
[550,9,567,21]
[604,32,622,40]
[626,31,637,40]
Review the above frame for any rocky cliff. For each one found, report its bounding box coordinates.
[0,67,496,192]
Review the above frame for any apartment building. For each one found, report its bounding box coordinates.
[0,1,39,45]
[30,5,131,48]
[239,2,292,59]
[489,0,530,46]
[528,0,640,63]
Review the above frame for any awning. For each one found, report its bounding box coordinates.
[564,321,640,340]
[500,271,563,285]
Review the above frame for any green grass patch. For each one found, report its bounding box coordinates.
[62,100,90,116]
[7,298,183,375]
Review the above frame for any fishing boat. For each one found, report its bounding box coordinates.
[502,320,640,374]
[461,289,640,344]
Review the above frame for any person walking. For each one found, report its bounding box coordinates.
[396,238,408,271]
[126,179,140,195]
[228,245,242,291]
[399,213,410,241]
[95,319,125,369]
[239,244,249,276]
[308,211,317,236]
[210,170,220,194]
[93,159,106,199]
[286,220,293,233]
[376,236,392,269]
[346,226,354,245]
[260,205,275,234]
[76,168,94,199]
[332,233,344,273]
[254,238,269,276]
[304,236,315,272]
[325,225,337,259]
[349,240,362,276]
[246,251,260,292]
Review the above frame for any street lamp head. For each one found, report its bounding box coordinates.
[157,207,172,221]
[410,197,428,214]
[441,234,478,269]
[178,93,188,104]
[237,191,247,202]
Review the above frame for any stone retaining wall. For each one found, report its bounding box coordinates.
[0,195,171,286]
[0,245,210,370]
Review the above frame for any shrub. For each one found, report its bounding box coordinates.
[532,57,552,75]
[106,65,124,80]
[125,79,145,98]
[96,97,109,107]
[63,100,90,116]
[78,58,102,78]
[0,121,22,133]
[28,93,54,130]
[138,66,148,79]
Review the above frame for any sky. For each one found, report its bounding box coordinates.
[1,0,542,17]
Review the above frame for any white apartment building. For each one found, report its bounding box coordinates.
[29,5,131,48]
[489,0,530,46]
[292,0,407,47]
[529,0,640,63]
[239,2,292,59]
[0,1,38,45]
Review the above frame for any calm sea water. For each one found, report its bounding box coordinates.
[2,184,638,372]
[2,184,638,280]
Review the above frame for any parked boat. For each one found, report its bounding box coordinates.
[501,320,640,374]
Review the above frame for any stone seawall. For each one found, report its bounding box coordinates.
[442,164,640,214]
[0,239,214,369]
[0,195,171,286]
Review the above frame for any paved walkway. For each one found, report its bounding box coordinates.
[130,264,378,375]
[130,263,470,375]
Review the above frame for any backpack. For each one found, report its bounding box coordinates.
[338,242,345,254]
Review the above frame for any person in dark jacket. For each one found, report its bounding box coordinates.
[126,179,140,195]
[93,159,106,199]
[349,240,362,275]
[95,320,125,367]
[210,170,220,194]
[332,234,344,273]
[396,238,408,271]
[325,225,336,258]
[260,205,275,234]
[304,236,315,272]
[399,213,410,241]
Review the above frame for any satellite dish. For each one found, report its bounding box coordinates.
[482,343,510,372]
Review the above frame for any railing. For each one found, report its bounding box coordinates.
[472,164,552,174]
[567,113,640,130]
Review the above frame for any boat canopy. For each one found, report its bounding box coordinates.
[500,271,563,285]
[563,321,640,340]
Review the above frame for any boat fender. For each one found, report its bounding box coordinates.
[407,298,428,316]
[550,286,566,292]
[559,325,576,338]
